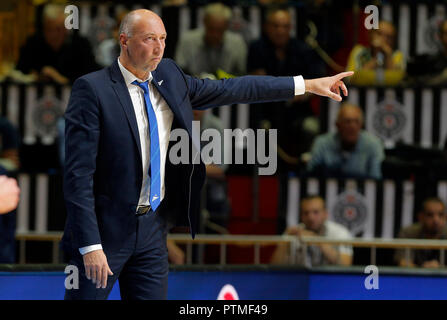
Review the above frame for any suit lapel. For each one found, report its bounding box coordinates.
[109,61,142,160]
[151,69,192,137]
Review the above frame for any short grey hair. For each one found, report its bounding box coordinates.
[119,11,138,37]
[203,3,232,22]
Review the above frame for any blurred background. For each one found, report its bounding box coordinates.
[2,0,447,282]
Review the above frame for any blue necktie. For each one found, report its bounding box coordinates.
[132,80,161,211]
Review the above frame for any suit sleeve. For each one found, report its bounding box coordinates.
[64,77,102,249]
[185,74,295,110]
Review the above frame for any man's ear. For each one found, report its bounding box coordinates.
[119,34,127,48]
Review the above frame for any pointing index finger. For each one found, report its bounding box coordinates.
[335,71,354,81]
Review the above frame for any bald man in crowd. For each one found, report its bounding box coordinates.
[62,8,353,300]
[307,103,384,179]
[175,2,247,76]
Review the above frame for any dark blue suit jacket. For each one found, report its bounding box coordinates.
[62,58,295,255]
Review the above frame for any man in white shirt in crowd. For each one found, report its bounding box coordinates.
[271,195,353,266]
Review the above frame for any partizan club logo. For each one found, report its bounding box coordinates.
[33,93,64,144]
[332,190,368,235]
[372,97,406,143]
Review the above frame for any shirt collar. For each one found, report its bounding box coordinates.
[117,57,153,87]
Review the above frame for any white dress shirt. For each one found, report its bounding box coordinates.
[79,62,305,255]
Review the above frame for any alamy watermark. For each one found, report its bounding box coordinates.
[64,5,79,30]
[364,5,379,30]
[65,265,79,290]
[364,265,379,290]
[168,121,277,175]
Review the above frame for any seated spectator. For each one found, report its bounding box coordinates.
[16,4,99,84]
[394,197,447,268]
[271,195,353,266]
[175,3,247,77]
[306,103,384,179]
[346,21,405,85]
[247,6,325,79]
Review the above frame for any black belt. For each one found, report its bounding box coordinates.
[136,205,151,216]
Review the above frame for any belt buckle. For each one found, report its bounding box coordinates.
[136,205,150,216]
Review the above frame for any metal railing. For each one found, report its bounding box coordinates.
[15,232,447,266]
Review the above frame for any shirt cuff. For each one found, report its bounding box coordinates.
[79,244,103,255]
[293,75,305,95]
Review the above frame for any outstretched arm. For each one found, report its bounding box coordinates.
[184,62,354,110]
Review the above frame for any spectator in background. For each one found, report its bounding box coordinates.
[16,4,99,84]
[175,2,247,77]
[307,103,384,179]
[346,21,405,86]
[271,195,353,266]
[0,176,20,215]
[0,117,20,263]
[247,6,325,80]
[395,197,447,268]
[248,6,326,236]
[247,6,325,162]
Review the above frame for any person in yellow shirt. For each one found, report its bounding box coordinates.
[346,21,405,86]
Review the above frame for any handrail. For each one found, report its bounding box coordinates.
[168,234,447,249]
[15,232,447,265]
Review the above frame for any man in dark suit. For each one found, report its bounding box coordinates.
[62,9,353,300]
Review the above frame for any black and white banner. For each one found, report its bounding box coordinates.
[0,82,69,145]
[321,87,447,149]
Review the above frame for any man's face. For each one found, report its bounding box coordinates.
[122,14,166,72]
[370,22,395,50]
[336,108,363,146]
[419,201,446,236]
[300,198,327,233]
[204,16,228,48]
[265,11,291,48]
[43,16,68,51]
